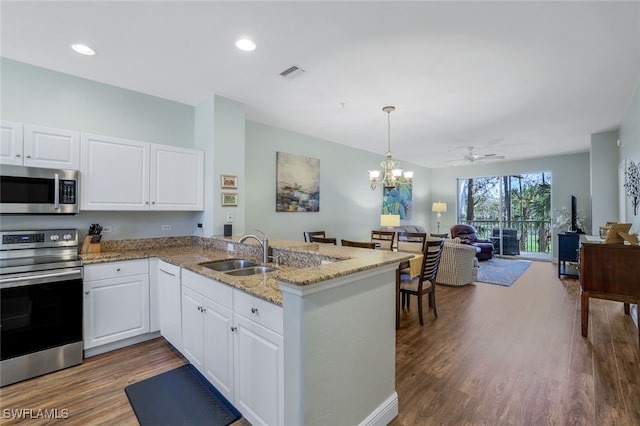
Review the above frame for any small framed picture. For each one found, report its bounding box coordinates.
[222,192,238,207]
[221,174,238,189]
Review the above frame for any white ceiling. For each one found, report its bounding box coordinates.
[2,1,639,168]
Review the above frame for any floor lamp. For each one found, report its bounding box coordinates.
[432,202,447,234]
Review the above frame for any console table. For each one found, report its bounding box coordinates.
[580,239,640,347]
[558,233,580,278]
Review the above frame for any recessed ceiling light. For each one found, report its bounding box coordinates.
[235,39,256,52]
[71,44,96,56]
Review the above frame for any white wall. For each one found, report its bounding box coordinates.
[243,121,430,242]
[619,79,640,233]
[194,95,246,237]
[0,58,193,146]
[590,130,620,234]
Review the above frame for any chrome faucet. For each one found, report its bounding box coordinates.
[238,229,269,263]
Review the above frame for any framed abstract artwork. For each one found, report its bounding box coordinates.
[276,152,320,212]
[382,177,412,219]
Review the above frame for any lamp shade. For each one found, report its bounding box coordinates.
[380,214,400,227]
[432,202,447,213]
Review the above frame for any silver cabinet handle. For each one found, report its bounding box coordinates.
[251,307,258,314]
[16,154,21,157]
[85,291,90,295]
[231,326,237,332]
[116,268,121,272]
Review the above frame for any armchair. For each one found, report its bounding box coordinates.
[434,238,479,286]
[450,224,494,261]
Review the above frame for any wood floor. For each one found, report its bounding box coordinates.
[1,260,638,425]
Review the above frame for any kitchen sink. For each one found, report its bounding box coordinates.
[225,266,275,276]
[199,259,274,276]
[199,259,260,272]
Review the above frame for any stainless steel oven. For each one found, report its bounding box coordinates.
[0,229,83,387]
[0,165,78,215]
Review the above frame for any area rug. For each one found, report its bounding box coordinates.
[476,258,531,287]
[125,364,241,426]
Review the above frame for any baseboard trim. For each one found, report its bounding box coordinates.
[84,332,161,358]
[359,392,399,426]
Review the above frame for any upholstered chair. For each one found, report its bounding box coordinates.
[450,224,494,260]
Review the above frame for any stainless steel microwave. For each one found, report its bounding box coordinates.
[0,165,78,215]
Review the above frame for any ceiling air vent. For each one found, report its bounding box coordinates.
[280,65,305,80]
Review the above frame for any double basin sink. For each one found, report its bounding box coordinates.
[199,259,275,276]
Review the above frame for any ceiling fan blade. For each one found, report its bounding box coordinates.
[476,155,506,161]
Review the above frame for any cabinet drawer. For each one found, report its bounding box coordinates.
[84,259,149,281]
[234,289,283,334]
[182,269,232,309]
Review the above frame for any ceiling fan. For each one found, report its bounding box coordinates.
[448,146,506,164]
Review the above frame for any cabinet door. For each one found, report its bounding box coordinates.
[181,286,204,371]
[0,121,23,166]
[23,124,80,169]
[83,273,150,349]
[203,297,234,402]
[233,313,284,426]
[80,133,150,210]
[150,144,204,211]
[158,261,182,350]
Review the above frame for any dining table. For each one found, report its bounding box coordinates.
[396,252,423,329]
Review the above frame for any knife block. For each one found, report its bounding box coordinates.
[81,235,101,254]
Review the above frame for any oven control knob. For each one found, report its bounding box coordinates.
[50,234,60,241]
[63,234,73,241]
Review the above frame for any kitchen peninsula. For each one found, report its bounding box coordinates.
[81,235,412,426]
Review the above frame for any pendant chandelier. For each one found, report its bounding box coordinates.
[368,106,413,190]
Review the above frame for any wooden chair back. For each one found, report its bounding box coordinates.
[341,239,376,249]
[304,231,326,242]
[421,239,445,283]
[397,232,427,253]
[371,230,395,251]
[309,235,337,245]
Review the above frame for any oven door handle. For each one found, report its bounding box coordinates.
[0,269,83,288]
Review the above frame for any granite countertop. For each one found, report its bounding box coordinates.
[80,236,412,306]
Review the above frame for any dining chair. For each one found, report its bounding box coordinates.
[341,239,376,249]
[303,231,326,242]
[399,239,444,325]
[309,235,337,245]
[371,230,395,251]
[396,232,427,253]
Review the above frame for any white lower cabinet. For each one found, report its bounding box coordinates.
[233,290,284,426]
[83,259,149,349]
[180,269,283,425]
[157,260,182,350]
[181,270,234,402]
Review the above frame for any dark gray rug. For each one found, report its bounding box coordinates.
[476,258,531,286]
[125,364,241,426]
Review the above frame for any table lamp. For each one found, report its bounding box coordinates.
[380,214,400,228]
[432,202,447,233]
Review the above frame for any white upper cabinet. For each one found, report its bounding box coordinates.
[81,133,150,210]
[80,133,203,211]
[0,121,23,166]
[1,121,80,169]
[150,144,204,210]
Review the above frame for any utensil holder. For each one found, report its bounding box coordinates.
[81,236,102,254]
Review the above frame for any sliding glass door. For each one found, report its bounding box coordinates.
[457,172,551,260]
